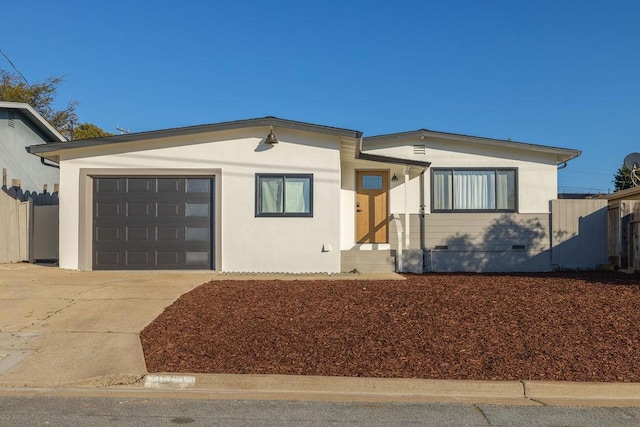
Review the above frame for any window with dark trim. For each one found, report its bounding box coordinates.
[431,168,517,212]
[255,174,313,217]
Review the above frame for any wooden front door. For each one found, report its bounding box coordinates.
[356,171,389,243]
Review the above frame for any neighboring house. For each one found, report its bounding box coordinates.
[27,117,580,273]
[597,186,640,270]
[0,102,65,191]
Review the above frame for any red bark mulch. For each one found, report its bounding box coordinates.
[140,272,640,382]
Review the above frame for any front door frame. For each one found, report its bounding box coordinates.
[355,169,390,244]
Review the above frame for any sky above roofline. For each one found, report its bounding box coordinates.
[3,0,638,194]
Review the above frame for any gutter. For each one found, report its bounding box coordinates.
[41,157,60,169]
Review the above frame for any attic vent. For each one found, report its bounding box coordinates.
[8,111,15,128]
[413,144,426,155]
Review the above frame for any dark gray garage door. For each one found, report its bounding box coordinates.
[93,177,214,270]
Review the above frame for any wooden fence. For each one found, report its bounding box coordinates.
[550,199,608,270]
[0,183,59,264]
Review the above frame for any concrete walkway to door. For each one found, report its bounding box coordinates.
[0,264,402,387]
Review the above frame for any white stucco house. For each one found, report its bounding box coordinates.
[0,101,65,191]
[27,117,580,273]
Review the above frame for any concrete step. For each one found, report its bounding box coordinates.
[340,250,396,273]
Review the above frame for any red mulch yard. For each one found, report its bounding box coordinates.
[140,272,640,382]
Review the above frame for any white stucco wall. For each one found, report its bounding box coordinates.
[362,136,559,213]
[58,127,343,273]
[0,110,60,191]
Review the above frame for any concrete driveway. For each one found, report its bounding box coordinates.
[0,263,215,387]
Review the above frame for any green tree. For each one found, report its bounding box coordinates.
[0,69,109,140]
[0,70,77,138]
[613,164,634,191]
[73,123,113,140]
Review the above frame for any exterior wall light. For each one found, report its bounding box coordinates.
[265,126,279,144]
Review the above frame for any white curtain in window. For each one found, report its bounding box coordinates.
[496,170,515,210]
[260,178,283,213]
[454,171,495,210]
[433,171,452,210]
[284,178,309,213]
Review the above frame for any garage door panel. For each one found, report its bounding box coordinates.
[93,177,214,270]
[186,178,210,193]
[157,226,180,241]
[127,178,153,192]
[96,226,121,242]
[127,202,151,216]
[157,251,180,266]
[158,178,181,193]
[126,251,151,266]
[186,251,209,267]
[96,178,122,193]
[127,227,150,241]
[157,202,181,217]
[95,202,121,217]
[95,251,121,267]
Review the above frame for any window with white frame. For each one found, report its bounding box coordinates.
[432,168,517,212]
[255,174,313,217]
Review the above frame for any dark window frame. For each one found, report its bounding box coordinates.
[431,168,518,213]
[255,173,314,217]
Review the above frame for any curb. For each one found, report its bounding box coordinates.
[143,374,640,404]
[523,381,640,401]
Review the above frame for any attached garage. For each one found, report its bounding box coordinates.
[93,177,214,270]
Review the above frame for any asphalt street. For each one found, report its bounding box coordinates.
[1,396,640,426]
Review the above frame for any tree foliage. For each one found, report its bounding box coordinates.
[73,123,113,140]
[0,69,109,140]
[613,164,634,192]
[0,70,78,138]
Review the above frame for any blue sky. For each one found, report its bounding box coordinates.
[3,0,638,193]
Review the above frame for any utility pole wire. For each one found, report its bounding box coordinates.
[0,48,30,85]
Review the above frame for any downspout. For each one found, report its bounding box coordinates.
[557,161,567,170]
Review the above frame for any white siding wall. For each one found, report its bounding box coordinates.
[58,127,343,273]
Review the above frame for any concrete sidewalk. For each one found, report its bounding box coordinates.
[1,263,639,406]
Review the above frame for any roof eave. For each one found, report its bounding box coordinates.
[365,129,581,165]
[0,101,66,142]
[27,116,362,156]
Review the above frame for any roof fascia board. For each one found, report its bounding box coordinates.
[27,117,362,155]
[0,101,66,142]
[365,129,581,163]
[597,186,640,201]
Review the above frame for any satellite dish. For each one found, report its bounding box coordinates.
[624,153,640,170]
[623,153,640,187]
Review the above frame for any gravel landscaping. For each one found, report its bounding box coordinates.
[140,272,640,382]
